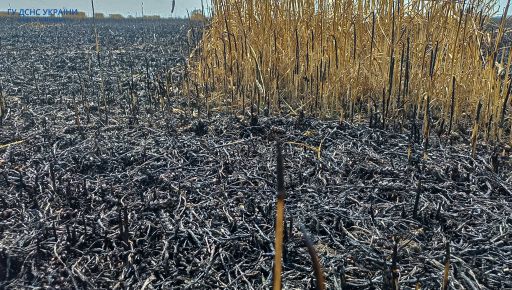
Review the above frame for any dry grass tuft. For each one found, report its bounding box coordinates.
[189,0,512,146]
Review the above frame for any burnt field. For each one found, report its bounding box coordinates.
[0,19,512,289]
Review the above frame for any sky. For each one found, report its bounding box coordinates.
[0,0,207,18]
[0,0,510,18]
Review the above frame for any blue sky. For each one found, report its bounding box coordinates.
[0,0,509,18]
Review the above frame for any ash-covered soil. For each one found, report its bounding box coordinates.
[1,19,512,289]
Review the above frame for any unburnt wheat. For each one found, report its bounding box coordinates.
[189,0,512,148]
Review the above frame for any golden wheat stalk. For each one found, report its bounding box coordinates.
[273,142,285,290]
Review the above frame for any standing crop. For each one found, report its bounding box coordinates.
[189,0,512,149]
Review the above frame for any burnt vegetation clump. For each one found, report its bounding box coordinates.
[0,4,511,290]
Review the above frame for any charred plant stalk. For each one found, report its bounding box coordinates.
[500,80,511,137]
[391,239,400,290]
[91,0,100,65]
[0,82,5,126]
[471,100,483,158]
[386,1,396,129]
[442,242,451,290]
[300,225,326,290]
[448,76,456,135]
[413,181,421,220]
[49,162,56,192]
